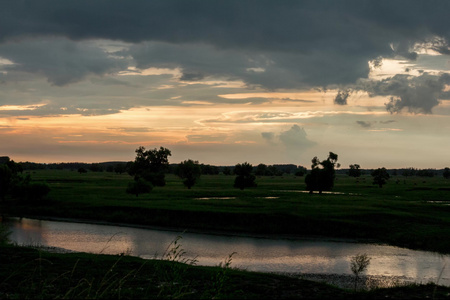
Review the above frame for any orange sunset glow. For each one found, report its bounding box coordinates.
[0,1,449,169]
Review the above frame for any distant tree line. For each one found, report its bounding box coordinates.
[254,164,306,176]
[12,155,448,178]
[397,167,437,177]
[119,147,312,196]
[14,158,308,177]
[3,149,450,198]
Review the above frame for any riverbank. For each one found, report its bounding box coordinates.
[32,244,421,291]
[294,273,424,290]
[2,244,450,299]
[7,216,450,292]
[2,171,449,254]
[31,244,420,289]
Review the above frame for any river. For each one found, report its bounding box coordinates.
[4,217,449,288]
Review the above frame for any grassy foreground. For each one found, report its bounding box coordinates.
[1,244,450,299]
[1,170,450,299]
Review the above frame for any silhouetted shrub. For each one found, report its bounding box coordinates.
[126,178,153,197]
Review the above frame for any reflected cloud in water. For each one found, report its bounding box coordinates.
[5,217,449,286]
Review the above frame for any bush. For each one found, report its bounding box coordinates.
[176,159,202,189]
[372,168,390,188]
[28,183,51,200]
[126,178,153,197]
[12,182,51,203]
[233,162,257,190]
[0,223,11,246]
[233,175,257,190]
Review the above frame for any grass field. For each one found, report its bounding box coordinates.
[2,169,450,299]
[2,169,450,254]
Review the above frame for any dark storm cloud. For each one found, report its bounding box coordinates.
[2,1,449,52]
[356,121,373,128]
[1,1,450,90]
[334,90,350,105]
[357,73,450,113]
[126,40,370,89]
[179,73,205,82]
[356,120,399,129]
[125,41,263,86]
[440,91,450,100]
[0,38,127,86]
[261,132,275,142]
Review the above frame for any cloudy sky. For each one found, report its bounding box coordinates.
[1,0,450,169]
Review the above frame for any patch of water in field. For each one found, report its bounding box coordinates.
[195,197,236,200]
[277,190,363,195]
[195,197,279,200]
[4,217,449,287]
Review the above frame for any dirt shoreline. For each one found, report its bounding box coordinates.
[291,273,420,290]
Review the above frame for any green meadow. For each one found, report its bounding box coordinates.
[3,169,450,254]
[2,169,450,299]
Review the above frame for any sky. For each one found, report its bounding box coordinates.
[0,0,450,169]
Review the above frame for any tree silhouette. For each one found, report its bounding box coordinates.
[348,164,362,177]
[233,162,257,190]
[255,163,282,176]
[1,158,50,202]
[0,164,13,202]
[176,159,202,189]
[350,253,371,291]
[305,152,340,193]
[128,146,172,187]
[372,167,390,188]
[114,163,127,174]
[255,163,268,176]
[222,167,231,175]
[443,167,450,179]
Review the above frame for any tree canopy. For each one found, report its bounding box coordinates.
[128,146,172,187]
[0,157,50,202]
[372,168,390,188]
[125,146,171,196]
[348,164,362,178]
[176,159,202,189]
[233,162,257,190]
[305,152,340,193]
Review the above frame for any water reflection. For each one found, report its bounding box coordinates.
[277,190,362,195]
[4,217,449,286]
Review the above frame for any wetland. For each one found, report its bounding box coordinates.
[1,169,450,298]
